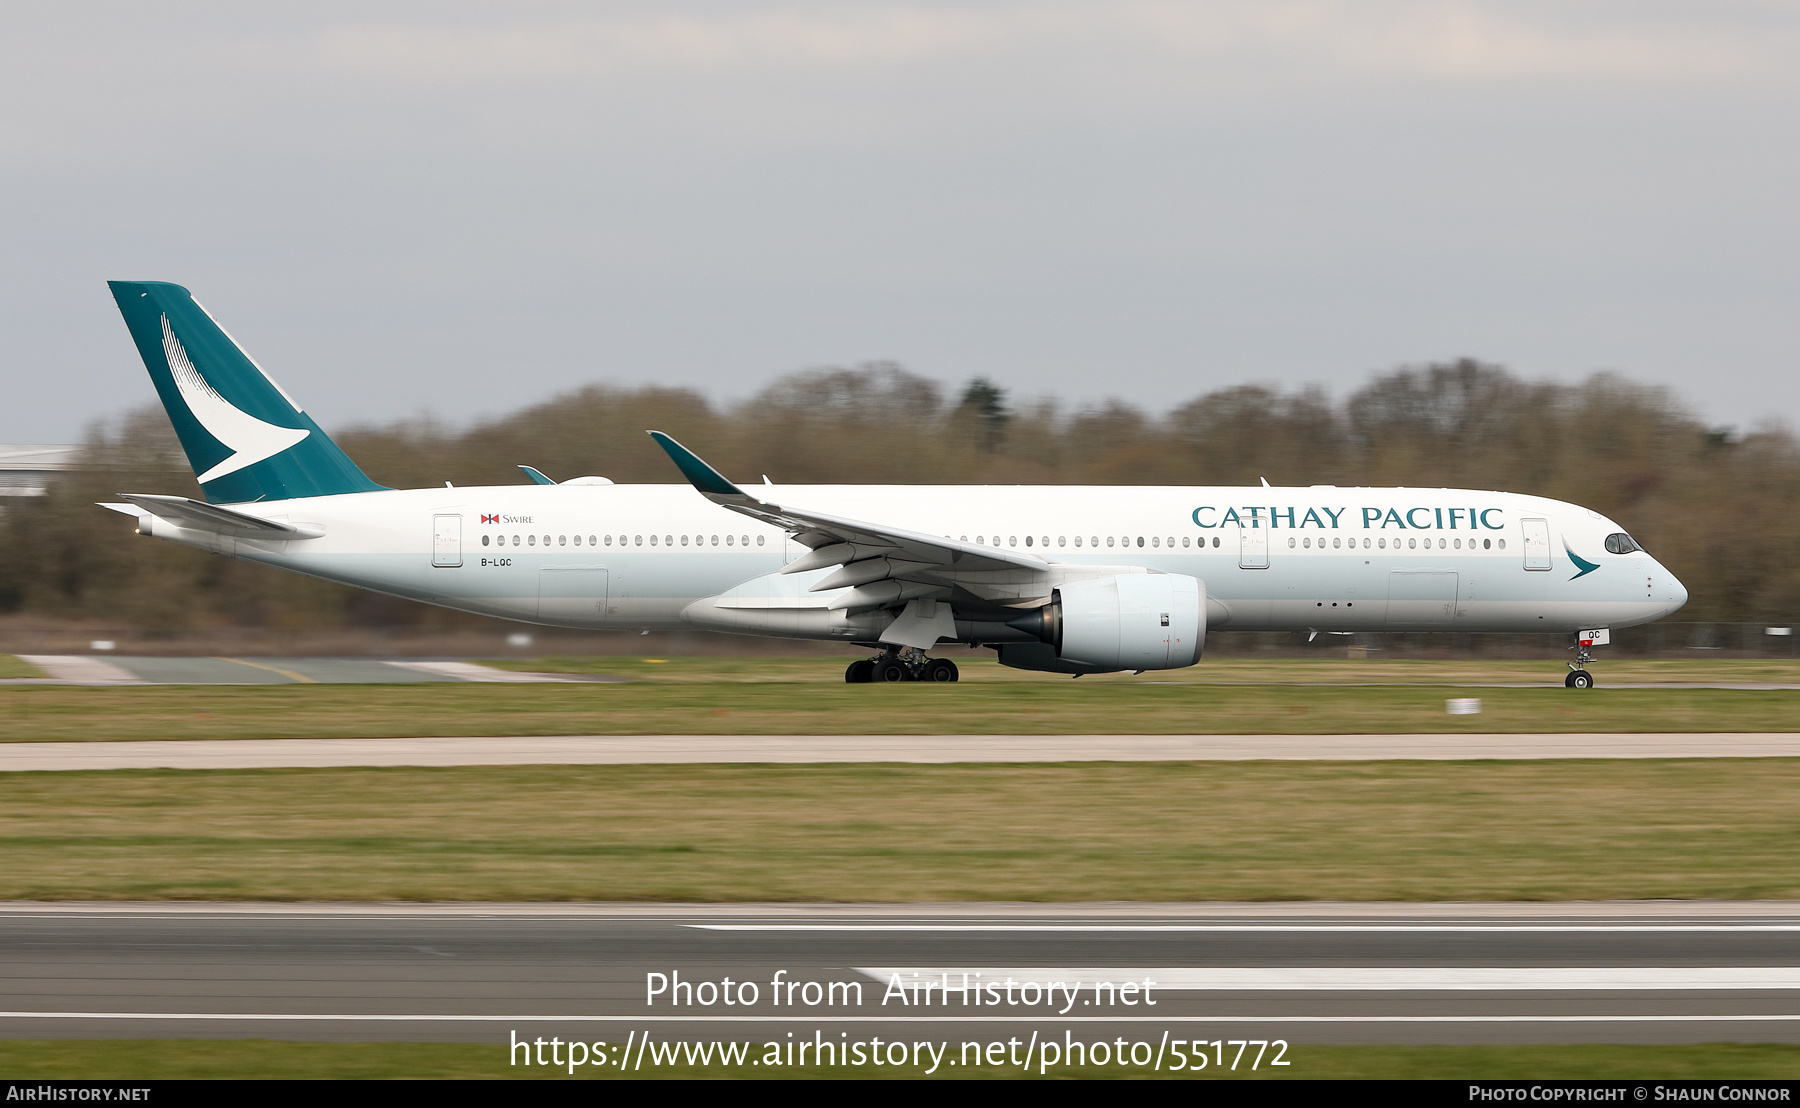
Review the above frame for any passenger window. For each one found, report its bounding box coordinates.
[560,535,567,546]
[1498,539,1505,549]
[1010,536,1017,546]
[1152,537,1160,547]
[1107,537,1115,548]
[1025,536,1033,547]
[482,535,490,547]
[650,535,657,546]
[1058,536,1065,547]
[757,535,765,546]
[1182,537,1189,548]
[529,535,537,546]
[1288,537,1295,548]
[665,535,672,546]
[726,535,734,545]
[590,535,596,545]
[1482,538,1490,549]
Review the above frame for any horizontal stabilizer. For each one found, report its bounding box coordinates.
[112,493,323,538]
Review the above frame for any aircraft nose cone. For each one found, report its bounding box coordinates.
[1667,569,1689,615]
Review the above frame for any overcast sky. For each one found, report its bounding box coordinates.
[4,1,1798,443]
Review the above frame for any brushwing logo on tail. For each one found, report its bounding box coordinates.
[160,314,309,484]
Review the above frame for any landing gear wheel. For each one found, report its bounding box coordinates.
[1568,670,1593,689]
[923,658,959,683]
[872,657,911,682]
[845,659,874,684]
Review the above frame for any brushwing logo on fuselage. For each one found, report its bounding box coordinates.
[1566,544,1601,580]
[161,314,309,484]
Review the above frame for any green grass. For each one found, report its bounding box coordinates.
[0,655,41,679]
[5,761,1800,901]
[1,1040,1795,1079]
[3,679,1798,743]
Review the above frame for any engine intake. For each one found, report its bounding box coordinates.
[1003,573,1205,673]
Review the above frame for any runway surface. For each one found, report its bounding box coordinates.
[3,903,1797,1048]
[4,732,1799,770]
[9,654,1800,690]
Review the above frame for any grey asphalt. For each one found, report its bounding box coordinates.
[2,903,1796,1049]
[4,733,1800,771]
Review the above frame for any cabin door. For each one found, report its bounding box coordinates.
[1238,522,1269,569]
[1521,518,1552,570]
[431,514,462,567]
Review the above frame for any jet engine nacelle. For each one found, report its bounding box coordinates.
[1001,572,1205,673]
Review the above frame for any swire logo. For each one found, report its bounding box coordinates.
[481,514,499,524]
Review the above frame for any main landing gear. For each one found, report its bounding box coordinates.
[845,647,959,683]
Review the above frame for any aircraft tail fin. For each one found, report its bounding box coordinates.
[107,281,385,503]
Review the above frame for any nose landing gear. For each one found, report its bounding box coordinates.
[1564,628,1607,689]
[844,647,960,683]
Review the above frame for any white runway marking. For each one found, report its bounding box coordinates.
[4,901,1797,922]
[698,924,1800,933]
[6,733,1800,770]
[858,967,1800,990]
[383,661,577,683]
[16,655,145,685]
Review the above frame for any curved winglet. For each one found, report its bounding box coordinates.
[518,465,556,486]
[647,431,744,499]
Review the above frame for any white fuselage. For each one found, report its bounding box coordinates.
[140,482,1688,643]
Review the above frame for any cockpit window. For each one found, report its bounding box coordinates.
[1604,532,1642,554]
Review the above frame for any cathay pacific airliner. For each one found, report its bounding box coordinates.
[101,281,1687,684]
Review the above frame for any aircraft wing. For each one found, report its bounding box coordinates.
[102,494,323,539]
[648,431,1052,610]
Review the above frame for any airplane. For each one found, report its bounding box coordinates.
[99,280,1688,686]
